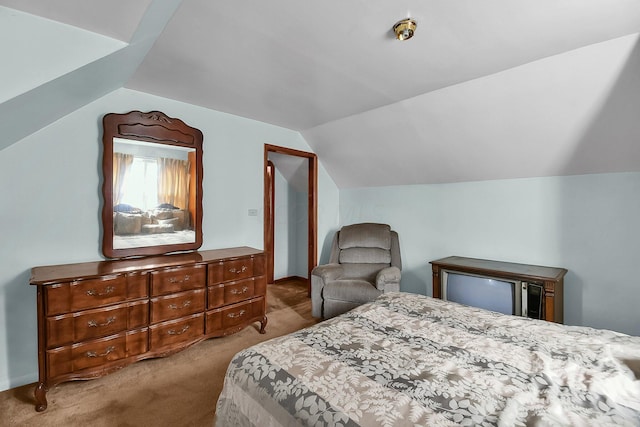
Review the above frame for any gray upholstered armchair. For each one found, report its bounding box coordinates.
[311,223,402,319]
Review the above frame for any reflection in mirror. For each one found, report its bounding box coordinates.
[102,111,203,258]
[112,138,196,249]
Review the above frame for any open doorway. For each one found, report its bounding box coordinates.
[264,144,317,295]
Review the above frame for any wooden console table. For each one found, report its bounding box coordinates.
[430,256,567,323]
[30,247,267,412]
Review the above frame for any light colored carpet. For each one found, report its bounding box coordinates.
[0,280,316,427]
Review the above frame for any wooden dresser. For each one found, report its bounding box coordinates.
[30,247,267,412]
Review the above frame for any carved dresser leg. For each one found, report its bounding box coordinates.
[259,316,268,334]
[34,382,48,412]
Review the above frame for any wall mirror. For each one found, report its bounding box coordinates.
[102,110,203,258]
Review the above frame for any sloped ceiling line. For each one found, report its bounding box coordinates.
[0,0,182,151]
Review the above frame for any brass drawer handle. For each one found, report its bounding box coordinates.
[168,300,191,310]
[86,286,115,297]
[168,274,192,284]
[227,309,246,319]
[86,346,116,358]
[167,325,190,335]
[229,266,247,274]
[229,286,249,295]
[87,316,116,328]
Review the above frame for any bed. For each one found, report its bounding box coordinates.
[215,292,640,426]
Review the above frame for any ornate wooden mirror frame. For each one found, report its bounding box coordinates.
[102,110,203,258]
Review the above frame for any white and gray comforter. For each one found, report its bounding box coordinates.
[216,292,640,426]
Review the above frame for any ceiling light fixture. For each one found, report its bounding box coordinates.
[393,18,417,41]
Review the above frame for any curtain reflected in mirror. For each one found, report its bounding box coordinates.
[111,138,196,250]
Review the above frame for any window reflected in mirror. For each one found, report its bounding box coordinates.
[112,138,196,250]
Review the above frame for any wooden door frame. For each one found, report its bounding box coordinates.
[264,144,317,294]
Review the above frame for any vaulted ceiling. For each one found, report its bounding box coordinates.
[1,0,639,188]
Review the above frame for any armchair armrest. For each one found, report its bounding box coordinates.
[376,266,401,292]
[311,263,344,281]
[311,263,344,318]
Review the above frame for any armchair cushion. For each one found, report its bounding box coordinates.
[339,247,391,264]
[342,263,390,282]
[338,223,391,249]
[324,280,381,304]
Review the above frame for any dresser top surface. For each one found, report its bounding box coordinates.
[31,247,263,285]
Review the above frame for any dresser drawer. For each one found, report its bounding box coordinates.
[208,276,266,308]
[46,275,128,315]
[223,278,255,304]
[46,329,148,378]
[150,289,205,324]
[149,313,204,351]
[150,265,206,296]
[205,297,264,333]
[46,300,148,349]
[208,257,256,285]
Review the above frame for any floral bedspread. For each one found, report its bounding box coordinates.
[215,292,640,426]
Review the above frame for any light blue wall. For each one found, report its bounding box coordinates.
[0,88,340,391]
[273,168,291,279]
[273,171,308,280]
[0,6,126,103]
[295,190,308,277]
[340,173,640,336]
